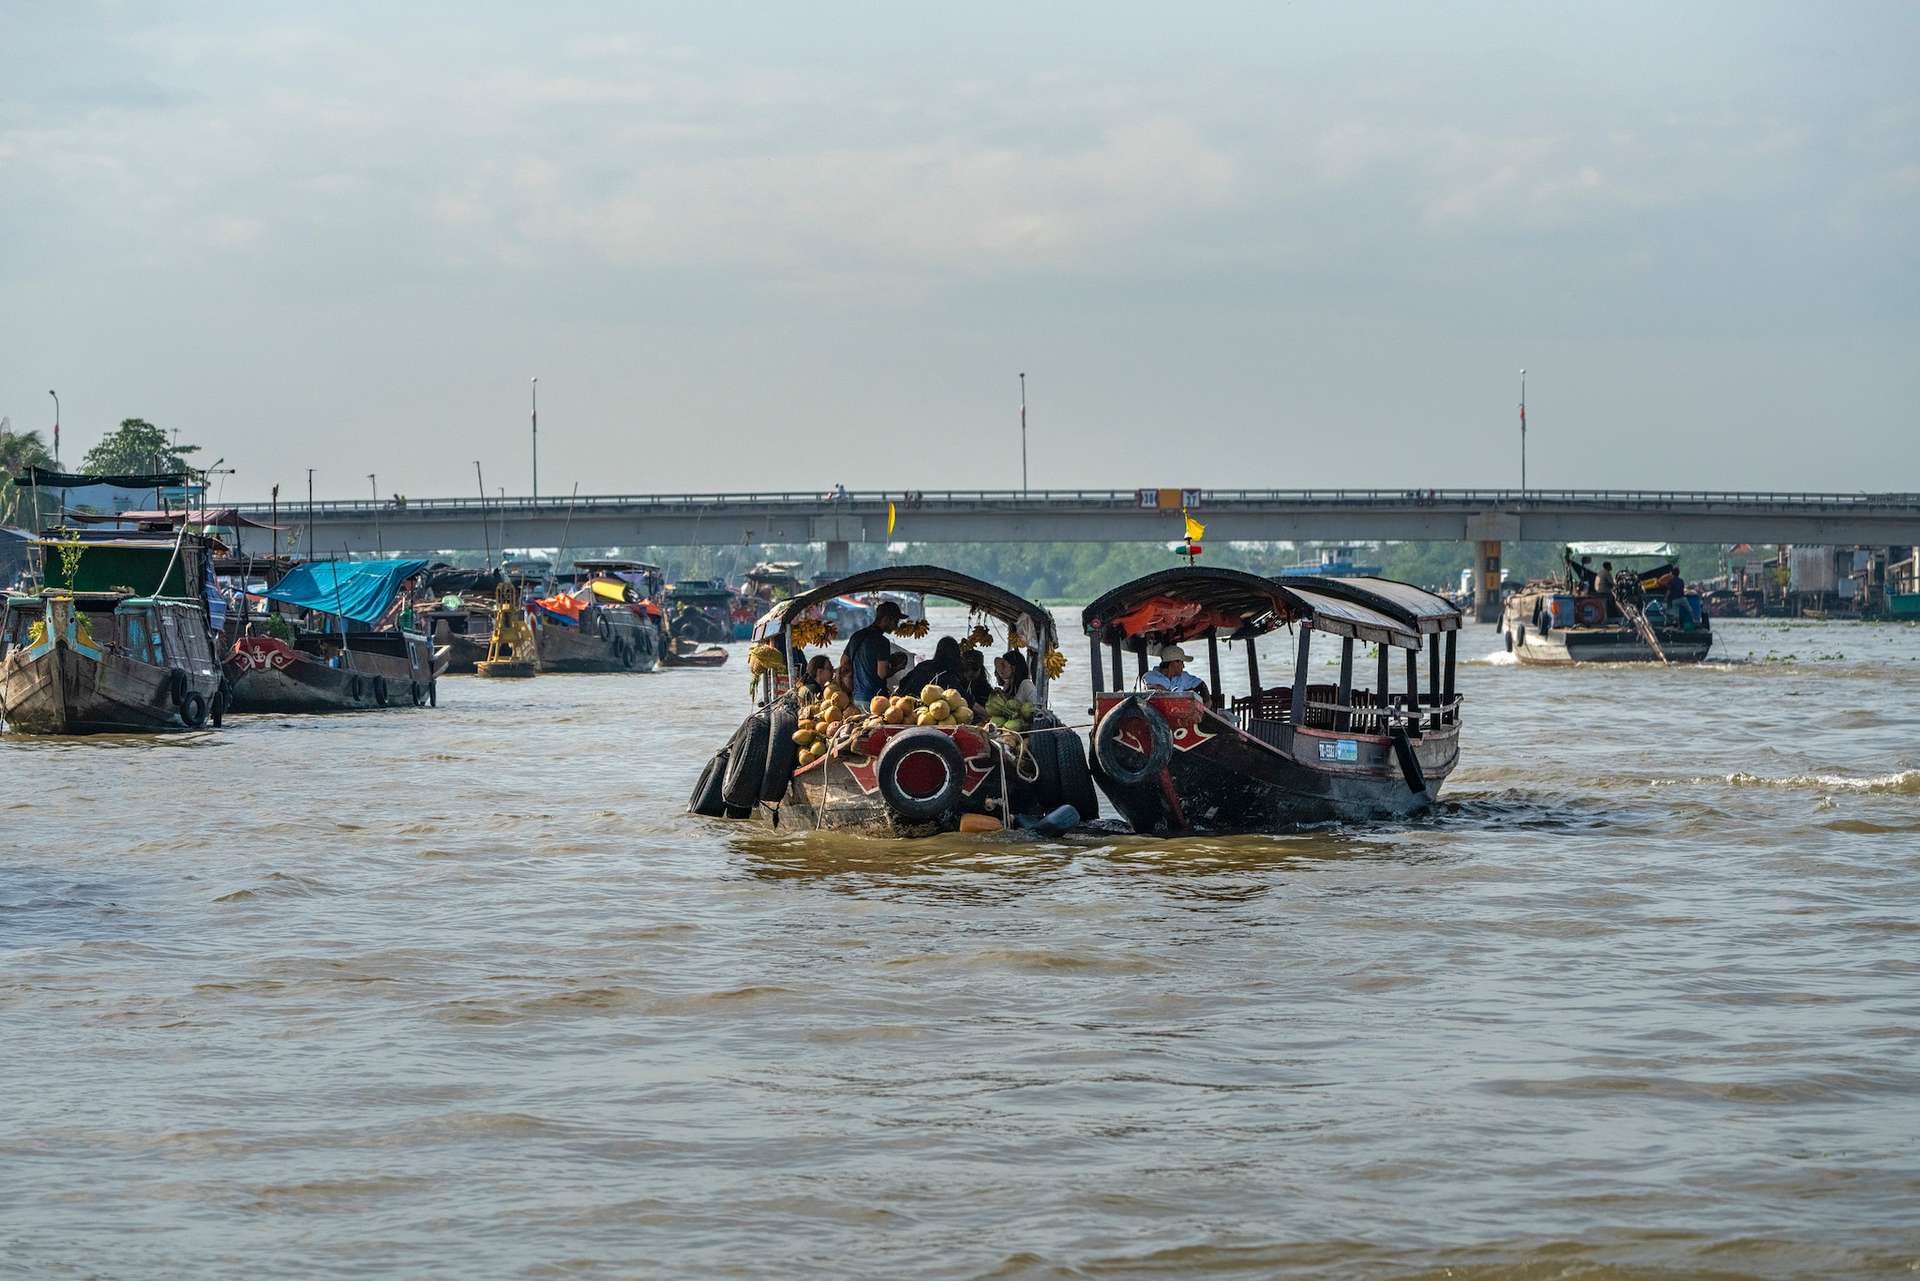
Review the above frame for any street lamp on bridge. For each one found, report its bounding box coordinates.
[530,376,539,504]
[48,390,59,466]
[369,473,383,556]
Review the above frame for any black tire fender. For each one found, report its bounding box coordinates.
[595,614,613,642]
[1052,727,1100,823]
[721,710,771,809]
[210,685,226,728]
[1094,694,1173,787]
[409,681,423,706]
[875,727,965,824]
[759,698,801,803]
[689,747,732,817]
[349,674,365,700]
[1026,710,1065,809]
[169,669,190,705]
[427,680,437,707]
[1504,629,1513,653]
[177,689,208,728]
[373,676,389,707]
[1515,624,1527,648]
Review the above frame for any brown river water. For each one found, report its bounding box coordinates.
[4,611,1919,1280]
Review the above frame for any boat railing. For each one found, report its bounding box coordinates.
[1226,689,1462,736]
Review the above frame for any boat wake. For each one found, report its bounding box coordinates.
[1716,768,1920,796]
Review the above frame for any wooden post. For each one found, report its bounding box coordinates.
[1375,643,1389,733]
[1246,632,1261,699]
[1111,641,1123,692]
[1405,645,1420,735]
[1089,634,1105,696]
[1337,636,1354,731]
[1206,630,1222,709]
[1443,630,1457,723]
[1136,645,1149,680]
[1428,631,1441,728]
[1290,623,1311,726]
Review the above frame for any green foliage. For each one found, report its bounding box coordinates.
[0,428,55,523]
[80,419,201,476]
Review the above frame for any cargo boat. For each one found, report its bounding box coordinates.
[226,558,440,712]
[1083,568,1463,833]
[1501,543,1712,665]
[530,560,663,673]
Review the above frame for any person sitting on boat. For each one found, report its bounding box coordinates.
[958,648,994,705]
[896,635,963,698]
[803,654,837,695]
[995,649,1037,705]
[1141,644,1209,698]
[843,600,904,703]
[1595,562,1616,597]
[1568,554,1597,592]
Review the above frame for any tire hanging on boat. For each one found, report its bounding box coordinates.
[721,710,771,809]
[177,689,208,729]
[759,698,801,803]
[1094,694,1172,787]
[1052,729,1100,822]
[373,676,389,707]
[688,747,732,817]
[875,727,965,824]
[595,614,613,643]
[169,669,190,706]
[409,681,423,706]
[350,674,365,700]
[1026,712,1065,809]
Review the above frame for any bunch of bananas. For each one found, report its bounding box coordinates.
[894,618,931,640]
[961,623,995,650]
[1006,627,1026,651]
[790,617,837,648]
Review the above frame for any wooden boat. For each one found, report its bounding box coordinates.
[3,594,224,733]
[0,526,225,734]
[225,558,440,712]
[664,579,739,644]
[661,637,729,668]
[1082,569,1463,834]
[1503,544,1712,665]
[531,560,664,673]
[692,566,1097,836]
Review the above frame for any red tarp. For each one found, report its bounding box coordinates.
[1109,596,1248,641]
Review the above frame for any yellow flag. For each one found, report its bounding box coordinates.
[1183,509,1205,542]
[887,501,897,537]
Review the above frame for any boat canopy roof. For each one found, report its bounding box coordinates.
[12,466,192,489]
[1280,575,1463,634]
[64,507,285,531]
[755,565,1055,647]
[1082,567,1434,650]
[1566,541,1675,560]
[265,558,428,623]
[575,558,659,572]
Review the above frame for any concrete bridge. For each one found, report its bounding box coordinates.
[231,487,1920,622]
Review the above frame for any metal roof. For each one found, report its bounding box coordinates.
[755,565,1054,647]
[1082,567,1427,649]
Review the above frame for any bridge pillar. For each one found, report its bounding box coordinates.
[1474,539,1502,624]
[825,541,850,574]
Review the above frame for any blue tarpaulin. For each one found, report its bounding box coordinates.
[266,558,428,624]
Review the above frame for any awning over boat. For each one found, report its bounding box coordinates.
[1281,576,1463,633]
[1083,567,1427,650]
[265,558,428,623]
[63,506,285,531]
[12,466,192,489]
[755,565,1054,649]
[1566,541,1674,559]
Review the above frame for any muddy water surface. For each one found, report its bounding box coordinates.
[3,614,1918,1279]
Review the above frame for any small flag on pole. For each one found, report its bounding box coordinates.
[1183,509,1205,542]
[886,501,897,537]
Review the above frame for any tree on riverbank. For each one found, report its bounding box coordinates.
[0,426,56,524]
[80,419,201,475]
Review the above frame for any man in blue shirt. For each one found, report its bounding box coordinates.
[844,600,903,704]
[1141,644,1208,698]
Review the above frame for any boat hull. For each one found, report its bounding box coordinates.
[755,732,1025,837]
[2,641,215,734]
[532,613,659,673]
[661,641,729,668]
[226,633,437,713]
[1507,624,1713,665]
[1091,694,1457,834]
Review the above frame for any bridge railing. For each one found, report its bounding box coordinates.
[232,487,1920,514]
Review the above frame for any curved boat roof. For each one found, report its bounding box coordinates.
[1278,576,1463,634]
[756,565,1054,645]
[1082,567,1428,650]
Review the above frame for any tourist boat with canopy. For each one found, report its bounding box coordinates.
[690,566,1096,835]
[1082,568,1464,833]
[1501,542,1713,665]
[0,525,226,733]
[530,559,663,673]
[226,558,440,712]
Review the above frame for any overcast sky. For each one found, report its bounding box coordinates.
[3,1,1915,500]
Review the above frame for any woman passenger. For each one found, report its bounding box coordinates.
[994,650,1036,704]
